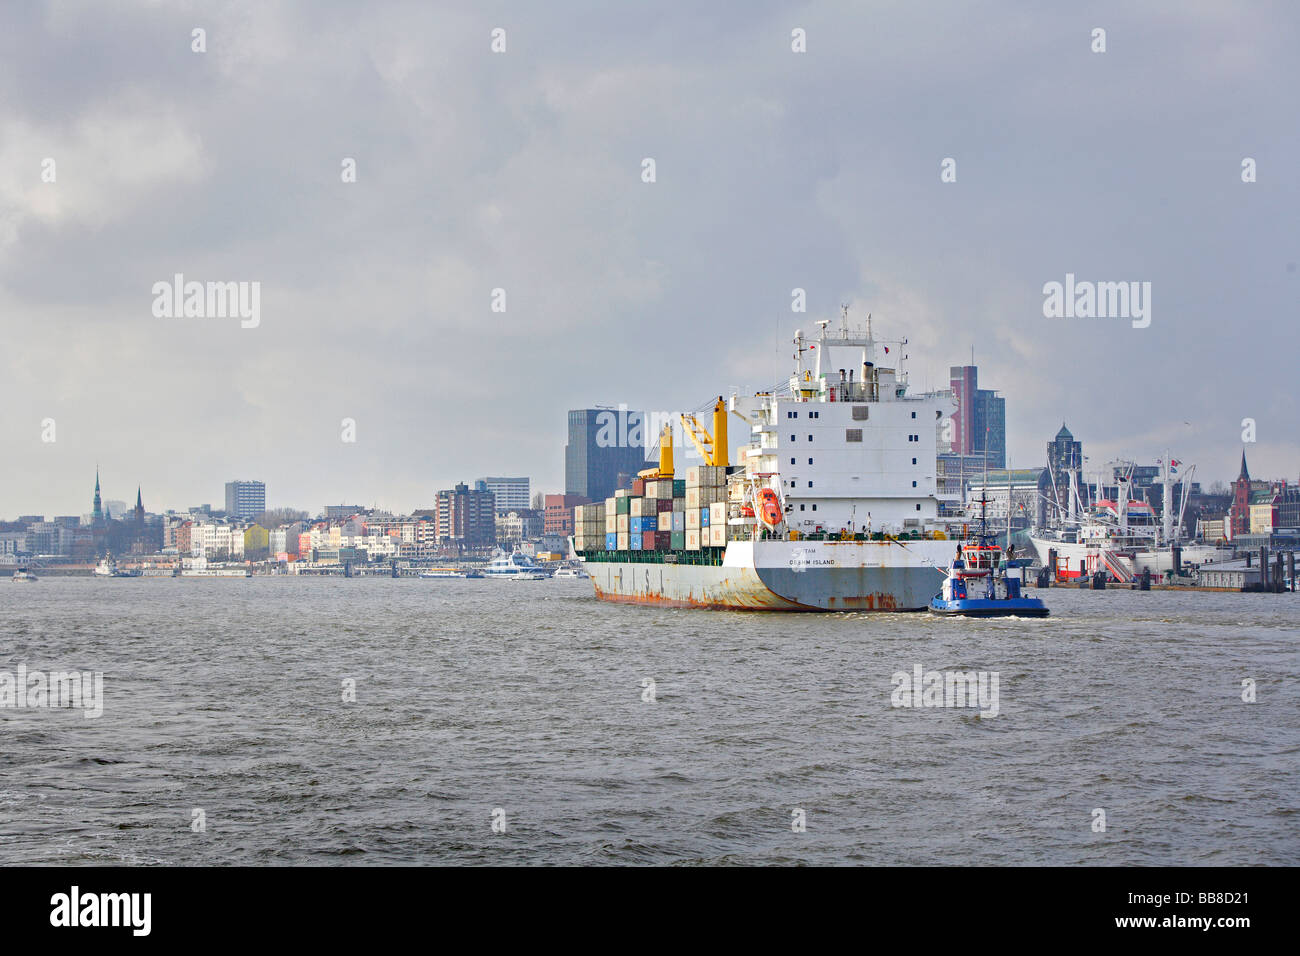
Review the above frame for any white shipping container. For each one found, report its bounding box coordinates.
[685,508,700,530]
[708,525,726,548]
[685,529,701,550]
[709,502,727,525]
[658,512,672,531]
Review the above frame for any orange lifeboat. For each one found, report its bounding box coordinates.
[757,488,782,528]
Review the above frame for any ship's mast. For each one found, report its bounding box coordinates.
[1159,455,1175,546]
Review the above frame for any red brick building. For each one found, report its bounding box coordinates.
[544,493,590,536]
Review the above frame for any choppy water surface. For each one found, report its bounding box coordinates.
[1,578,1296,865]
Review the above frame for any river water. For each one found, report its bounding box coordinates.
[1,577,1296,865]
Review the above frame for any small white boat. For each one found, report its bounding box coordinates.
[552,567,590,579]
[11,568,38,582]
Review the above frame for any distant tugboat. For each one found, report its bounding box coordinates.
[929,494,1049,618]
[93,555,138,578]
[11,567,38,582]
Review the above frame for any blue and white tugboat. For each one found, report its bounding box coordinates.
[929,496,1049,618]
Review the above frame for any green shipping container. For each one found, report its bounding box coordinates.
[616,496,630,515]
[673,479,685,497]
[670,530,685,550]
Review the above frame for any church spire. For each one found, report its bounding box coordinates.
[1238,449,1250,482]
[92,466,103,521]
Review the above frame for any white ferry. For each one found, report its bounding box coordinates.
[419,567,484,579]
[483,552,544,578]
[553,566,590,579]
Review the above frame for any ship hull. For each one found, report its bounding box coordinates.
[582,539,953,611]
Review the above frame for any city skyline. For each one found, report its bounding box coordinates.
[2,3,1296,516]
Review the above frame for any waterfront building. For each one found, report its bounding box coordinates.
[544,493,589,536]
[190,520,246,559]
[495,509,544,546]
[1229,451,1272,538]
[476,477,531,512]
[324,504,365,520]
[435,483,496,550]
[224,480,266,520]
[967,467,1051,530]
[565,408,654,503]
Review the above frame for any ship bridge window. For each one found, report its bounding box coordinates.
[790,435,795,442]
[912,457,917,465]
[846,428,862,442]
[800,504,806,511]
[807,481,813,488]
[790,458,796,465]
[911,411,917,419]
[812,504,817,511]
[808,458,813,465]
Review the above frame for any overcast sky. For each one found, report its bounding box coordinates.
[1,0,1296,517]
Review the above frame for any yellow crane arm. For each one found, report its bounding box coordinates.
[679,413,714,464]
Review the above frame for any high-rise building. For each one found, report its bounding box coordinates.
[565,408,654,503]
[224,480,266,520]
[948,366,1006,469]
[476,477,531,512]
[436,482,496,550]
[1046,423,1083,515]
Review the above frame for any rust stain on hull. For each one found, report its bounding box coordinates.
[591,582,919,613]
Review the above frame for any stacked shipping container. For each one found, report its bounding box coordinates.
[574,464,734,555]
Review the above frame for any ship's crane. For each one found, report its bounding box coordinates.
[679,397,730,468]
[637,422,675,480]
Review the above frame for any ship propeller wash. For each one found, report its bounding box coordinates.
[573,311,959,610]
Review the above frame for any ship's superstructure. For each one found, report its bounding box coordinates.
[573,312,959,610]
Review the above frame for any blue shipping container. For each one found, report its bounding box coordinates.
[630,534,642,550]
[671,511,685,532]
[606,532,618,550]
[701,507,710,527]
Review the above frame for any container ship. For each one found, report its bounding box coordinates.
[573,314,958,610]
